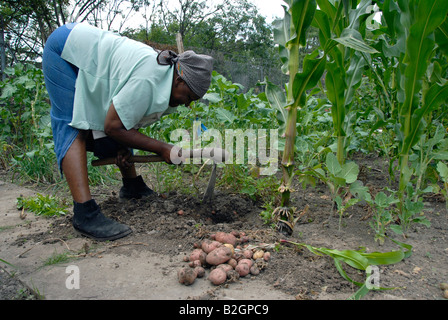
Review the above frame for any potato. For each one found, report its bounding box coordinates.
[194,266,205,278]
[209,268,227,285]
[235,263,250,277]
[223,243,235,255]
[242,249,253,259]
[440,283,448,290]
[217,264,233,273]
[228,258,238,268]
[250,265,260,275]
[178,267,197,285]
[214,231,237,246]
[206,246,233,265]
[189,260,202,268]
[189,249,207,264]
[253,250,264,260]
[263,252,271,262]
[444,289,448,300]
[238,258,253,269]
[201,239,222,254]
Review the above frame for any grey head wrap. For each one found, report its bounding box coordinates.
[157,50,213,98]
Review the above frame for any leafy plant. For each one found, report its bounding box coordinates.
[408,124,448,202]
[389,189,431,237]
[17,193,68,217]
[306,152,368,229]
[281,237,412,300]
[367,191,399,245]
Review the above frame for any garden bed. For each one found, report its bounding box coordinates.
[3,153,447,300]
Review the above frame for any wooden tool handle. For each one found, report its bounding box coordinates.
[91,155,164,167]
[91,148,229,167]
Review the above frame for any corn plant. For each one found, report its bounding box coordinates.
[266,0,327,233]
[313,0,379,165]
[375,0,448,211]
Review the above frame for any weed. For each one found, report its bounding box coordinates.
[17,193,68,217]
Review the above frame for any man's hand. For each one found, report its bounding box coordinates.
[115,149,133,169]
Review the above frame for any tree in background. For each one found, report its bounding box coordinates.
[0,0,147,77]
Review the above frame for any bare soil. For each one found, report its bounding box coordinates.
[1,153,447,300]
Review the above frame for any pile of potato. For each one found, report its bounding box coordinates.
[177,231,271,286]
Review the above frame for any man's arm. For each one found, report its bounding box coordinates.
[104,103,174,163]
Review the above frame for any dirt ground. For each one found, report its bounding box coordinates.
[1,153,447,301]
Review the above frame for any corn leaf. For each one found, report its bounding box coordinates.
[292,50,326,106]
[334,29,379,54]
[287,0,317,46]
[435,18,448,56]
[403,82,448,154]
[264,79,287,132]
[281,238,412,299]
[401,0,448,119]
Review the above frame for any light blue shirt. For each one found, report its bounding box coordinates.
[60,23,175,131]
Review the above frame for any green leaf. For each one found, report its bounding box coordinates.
[312,10,332,48]
[326,152,341,175]
[390,224,404,235]
[340,161,359,184]
[437,161,448,180]
[0,84,17,99]
[400,0,448,128]
[289,0,317,46]
[0,258,16,268]
[215,109,236,124]
[273,8,291,73]
[202,92,222,104]
[282,238,412,299]
[292,50,326,105]
[435,18,448,56]
[361,250,405,266]
[403,82,448,154]
[349,180,372,202]
[265,79,287,130]
[374,192,399,208]
[345,51,367,106]
[326,61,346,137]
[334,28,379,53]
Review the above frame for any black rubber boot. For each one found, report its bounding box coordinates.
[72,199,132,241]
[119,175,154,201]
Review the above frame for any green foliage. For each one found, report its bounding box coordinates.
[367,192,399,245]
[282,238,413,300]
[17,193,68,217]
[0,63,58,183]
[389,195,431,237]
[375,0,448,209]
[436,161,448,209]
